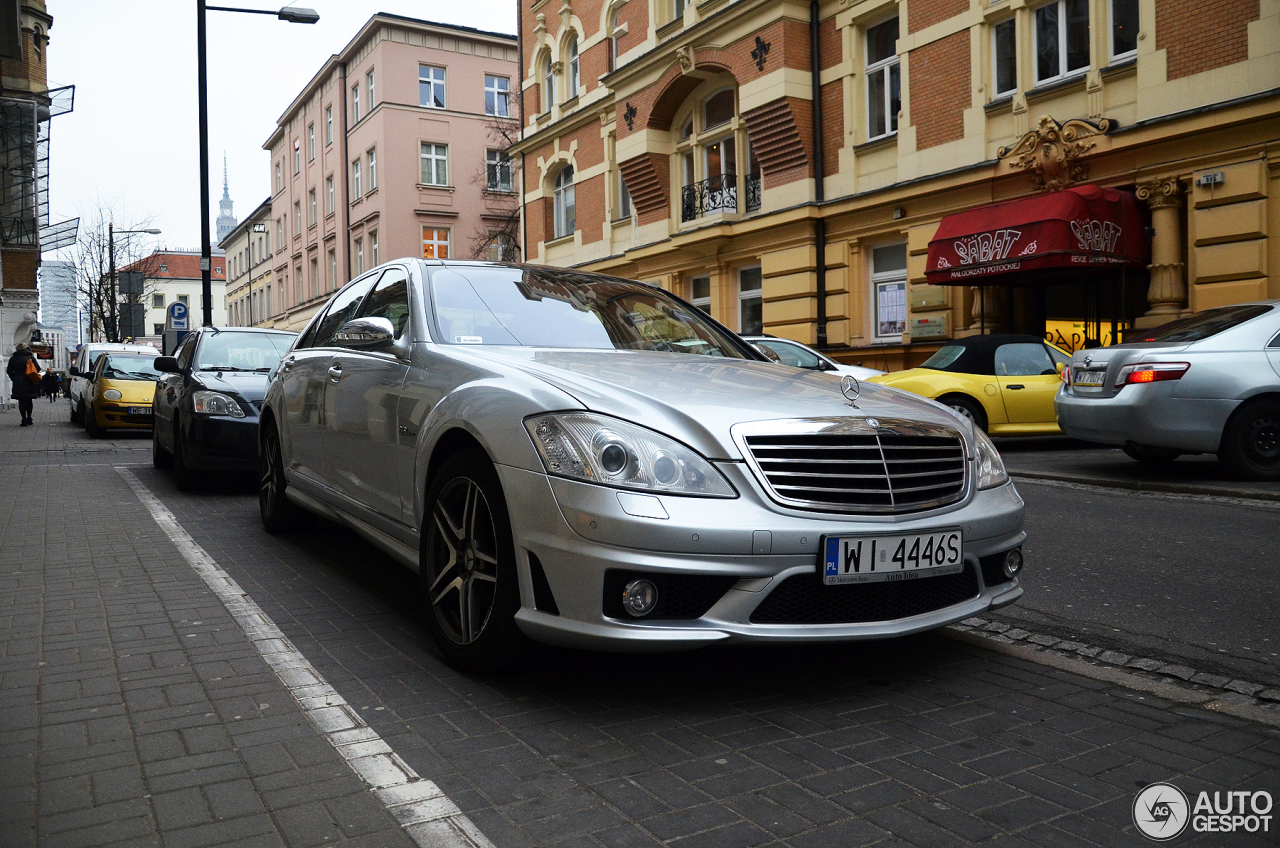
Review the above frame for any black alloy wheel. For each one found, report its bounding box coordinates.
[1122,443,1183,464]
[420,451,523,671]
[941,395,988,432]
[152,421,174,469]
[1220,400,1280,481]
[259,424,298,533]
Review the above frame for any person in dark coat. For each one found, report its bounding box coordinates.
[6,343,42,426]
[42,369,60,402]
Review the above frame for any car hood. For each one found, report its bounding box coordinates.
[868,367,958,386]
[464,348,966,459]
[97,378,156,405]
[194,370,272,403]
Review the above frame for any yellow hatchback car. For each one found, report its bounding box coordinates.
[82,351,162,438]
[868,334,1071,434]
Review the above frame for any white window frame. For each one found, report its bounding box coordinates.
[292,140,300,174]
[865,16,900,141]
[1034,0,1090,85]
[1109,0,1138,62]
[690,274,710,315]
[352,82,361,123]
[354,238,364,275]
[673,0,686,22]
[419,65,446,109]
[309,257,318,301]
[553,166,576,239]
[352,159,361,198]
[307,124,315,160]
[367,148,377,191]
[486,149,512,192]
[542,53,555,111]
[325,106,333,144]
[326,175,334,214]
[608,9,620,71]
[366,68,375,111]
[618,169,631,219]
[992,18,1017,97]
[422,226,450,259]
[567,36,580,98]
[293,201,301,236]
[420,142,448,186]
[308,189,316,226]
[485,75,509,117]
[871,242,908,341]
[738,267,762,335]
[370,230,379,266]
[275,162,282,192]
[327,248,336,290]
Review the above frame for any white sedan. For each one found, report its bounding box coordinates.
[743,335,886,381]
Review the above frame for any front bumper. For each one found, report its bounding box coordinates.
[180,413,261,471]
[93,402,155,430]
[497,462,1026,651]
[1055,385,1234,453]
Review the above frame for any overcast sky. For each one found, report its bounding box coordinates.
[46,0,517,259]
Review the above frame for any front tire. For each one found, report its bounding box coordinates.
[941,395,988,433]
[1122,443,1182,465]
[84,405,104,438]
[153,420,174,468]
[1219,400,1280,481]
[420,451,524,672]
[259,423,299,533]
[172,422,196,491]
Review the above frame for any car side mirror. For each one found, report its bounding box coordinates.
[154,356,181,374]
[334,317,396,350]
[820,360,839,372]
[1055,361,1066,373]
[69,366,81,377]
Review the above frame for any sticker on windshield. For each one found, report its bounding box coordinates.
[454,335,484,344]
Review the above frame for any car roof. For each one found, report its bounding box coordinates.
[927,334,1054,375]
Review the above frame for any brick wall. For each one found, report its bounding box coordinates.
[1,248,40,290]
[908,0,968,34]
[909,31,968,150]
[577,174,606,243]
[525,84,541,120]
[819,17,841,70]
[744,97,814,190]
[821,81,842,177]
[619,154,671,226]
[1157,0,1260,80]
[527,194,545,248]
[615,0,648,58]
[0,27,47,90]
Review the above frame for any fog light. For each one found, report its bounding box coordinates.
[622,579,658,617]
[1002,548,1023,579]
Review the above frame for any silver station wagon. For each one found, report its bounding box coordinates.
[259,260,1027,669]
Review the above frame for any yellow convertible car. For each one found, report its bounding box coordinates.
[80,351,161,438]
[868,334,1071,434]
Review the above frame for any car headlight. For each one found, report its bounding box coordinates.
[192,390,246,418]
[525,412,736,498]
[103,389,122,400]
[971,427,1008,490]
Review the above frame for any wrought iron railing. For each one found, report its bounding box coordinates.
[681,173,737,222]
[745,173,761,213]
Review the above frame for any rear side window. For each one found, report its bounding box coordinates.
[995,343,1055,377]
[309,276,379,348]
[1132,304,1273,344]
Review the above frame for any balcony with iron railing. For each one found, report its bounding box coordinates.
[680,173,762,223]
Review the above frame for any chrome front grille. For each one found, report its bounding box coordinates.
[737,418,968,514]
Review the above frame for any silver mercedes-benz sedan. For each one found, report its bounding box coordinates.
[259,260,1026,669]
[1056,301,1280,479]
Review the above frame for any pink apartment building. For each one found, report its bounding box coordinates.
[262,13,519,332]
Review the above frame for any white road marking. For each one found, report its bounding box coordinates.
[117,467,494,848]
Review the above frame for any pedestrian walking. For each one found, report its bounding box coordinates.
[42,369,60,402]
[6,343,42,426]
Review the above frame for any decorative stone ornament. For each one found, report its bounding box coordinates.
[751,36,771,72]
[623,102,638,130]
[997,115,1114,192]
[676,44,695,74]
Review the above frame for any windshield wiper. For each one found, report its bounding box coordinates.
[198,366,254,372]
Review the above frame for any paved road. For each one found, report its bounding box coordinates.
[4,402,1279,848]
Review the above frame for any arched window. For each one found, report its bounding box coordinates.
[675,83,761,223]
[553,167,576,239]
[608,10,619,71]
[542,52,555,112]
[704,90,734,129]
[32,25,43,61]
[567,37,581,98]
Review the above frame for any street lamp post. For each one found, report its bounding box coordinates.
[105,224,161,342]
[197,2,318,328]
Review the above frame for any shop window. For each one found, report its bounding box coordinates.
[993,19,1016,97]
[872,243,907,340]
[866,16,900,140]
[739,267,762,334]
[1035,0,1090,84]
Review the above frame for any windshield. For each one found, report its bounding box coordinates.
[102,355,161,381]
[758,340,823,369]
[921,346,965,370]
[1129,304,1273,344]
[195,332,295,371]
[430,267,749,358]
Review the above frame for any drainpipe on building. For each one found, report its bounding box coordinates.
[340,60,351,283]
[517,2,528,263]
[810,0,827,348]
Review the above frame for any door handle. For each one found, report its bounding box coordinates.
[326,364,343,382]
[280,355,296,372]
[1006,384,1025,390]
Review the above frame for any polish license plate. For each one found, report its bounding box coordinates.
[127,407,152,416]
[1073,369,1106,387]
[822,530,963,585]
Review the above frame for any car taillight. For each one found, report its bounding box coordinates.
[1059,365,1071,385]
[1115,362,1190,387]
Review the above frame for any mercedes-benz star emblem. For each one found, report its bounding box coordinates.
[865,418,880,430]
[1083,354,1093,367]
[840,374,860,402]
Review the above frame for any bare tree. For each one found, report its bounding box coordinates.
[469,99,522,263]
[69,207,163,343]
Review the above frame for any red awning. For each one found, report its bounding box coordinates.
[924,185,1149,285]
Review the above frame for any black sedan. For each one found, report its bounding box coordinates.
[152,327,296,488]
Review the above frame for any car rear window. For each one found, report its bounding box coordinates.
[1130,304,1273,344]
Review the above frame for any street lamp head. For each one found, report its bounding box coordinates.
[141,228,162,235]
[278,7,319,24]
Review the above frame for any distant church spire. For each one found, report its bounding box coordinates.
[215,152,237,247]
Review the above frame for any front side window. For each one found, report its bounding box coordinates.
[673,0,686,21]
[367,148,377,191]
[356,266,410,339]
[704,89,734,129]
[1110,0,1138,59]
[995,343,1057,376]
[872,242,907,339]
[352,159,361,197]
[553,167,575,239]
[485,75,509,117]
[866,17,900,139]
[419,65,446,108]
[420,143,448,186]
[993,19,1016,97]
[422,227,450,259]
[486,149,512,192]
[309,280,376,349]
[430,267,749,358]
[567,37,580,98]
[739,267,762,334]
[1035,0,1090,83]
